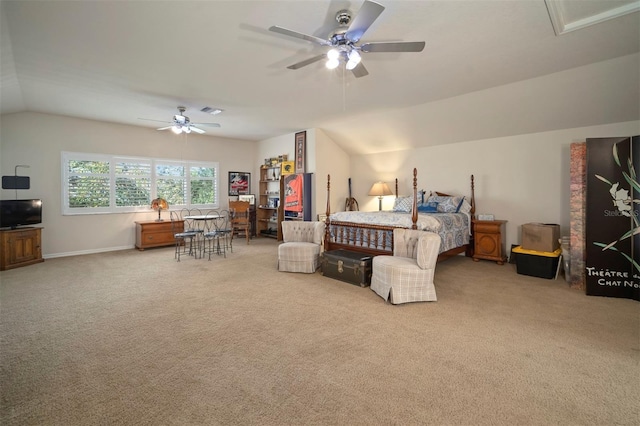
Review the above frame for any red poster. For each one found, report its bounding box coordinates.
[284,174,303,212]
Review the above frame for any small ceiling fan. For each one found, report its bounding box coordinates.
[139,106,220,134]
[269,0,425,78]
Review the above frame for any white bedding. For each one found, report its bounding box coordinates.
[329,210,441,230]
[328,210,470,253]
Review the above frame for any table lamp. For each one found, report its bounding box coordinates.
[368,182,393,211]
[151,197,169,221]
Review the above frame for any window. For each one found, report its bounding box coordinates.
[156,162,186,206]
[115,159,151,208]
[65,154,111,213]
[62,152,219,215]
[190,164,216,207]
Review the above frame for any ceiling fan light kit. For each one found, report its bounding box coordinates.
[346,50,361,70]
[171,125,191,134]
[269,0,425,78]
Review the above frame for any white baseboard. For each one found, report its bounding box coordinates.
[44,245,134,259]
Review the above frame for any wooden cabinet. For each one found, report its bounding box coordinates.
[135,220,183,250]
[257,165,282,240]
[0,227,44,271]
[472,219,507,265]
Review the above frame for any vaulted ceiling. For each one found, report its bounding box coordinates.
[1,1,638,155]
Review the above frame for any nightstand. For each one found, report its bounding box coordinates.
[472,219,507,265]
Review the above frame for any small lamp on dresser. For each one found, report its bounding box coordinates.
[151,198,169,221]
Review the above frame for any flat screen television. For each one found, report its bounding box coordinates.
[0,199,43,229]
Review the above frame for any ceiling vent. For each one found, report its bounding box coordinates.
[201,106,224,115]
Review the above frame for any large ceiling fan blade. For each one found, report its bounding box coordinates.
[194,122,221,128]
[139,118,171,124]
[190,126,206,134]
[156,126,172,131]
[269,26,331,46]
[351,62,369,78]
[361,41,426,53]
[287,54,326,70]
[345,0,385,43]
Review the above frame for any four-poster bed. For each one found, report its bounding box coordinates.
[324,168,476,261]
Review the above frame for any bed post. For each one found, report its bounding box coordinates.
[325,174,331,250]
[470,174,475,217]
[395,178,398,198]
[465,174,476,258]
[411,168,418,230]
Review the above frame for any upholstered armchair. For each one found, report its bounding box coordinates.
[370,228,441,304]
[278,221,325,273]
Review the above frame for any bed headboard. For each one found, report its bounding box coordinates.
[429,175,475,216]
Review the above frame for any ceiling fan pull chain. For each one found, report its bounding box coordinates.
[343,66,346,112]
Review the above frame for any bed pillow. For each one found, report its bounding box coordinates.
[417,201,438,213]
[393,196,413,212]
[427,195,465,213]
[458,198,472,214]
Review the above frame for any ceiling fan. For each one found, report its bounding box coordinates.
[138,106,220,134]
[269,0,425,78]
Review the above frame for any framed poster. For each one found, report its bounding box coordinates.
[295,131,306,173]
[228,171,250,196]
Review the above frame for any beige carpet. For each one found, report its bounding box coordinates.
[1,238,638,425]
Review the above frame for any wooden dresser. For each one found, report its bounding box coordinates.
[135,220,183,250]
[0,227,44,271]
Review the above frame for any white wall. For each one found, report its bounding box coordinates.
[256,128,350,221]
[0,112,256,257]
[320,53,640,156]
[349,120,640,250]
[313,128,350,218]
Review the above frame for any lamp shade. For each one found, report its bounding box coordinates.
[368,182,393,197]
[151,198,169,211]
[369,182,393,211]
[151,197,169,221]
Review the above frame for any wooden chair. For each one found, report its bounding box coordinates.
[229,200,251,244]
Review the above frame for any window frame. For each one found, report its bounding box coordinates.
[61,151,219,215]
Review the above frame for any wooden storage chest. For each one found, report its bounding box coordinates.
[321,249,373,287]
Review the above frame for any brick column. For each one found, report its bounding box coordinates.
[569,142,586,290]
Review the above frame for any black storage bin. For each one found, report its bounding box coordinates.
[512,246,561,279]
